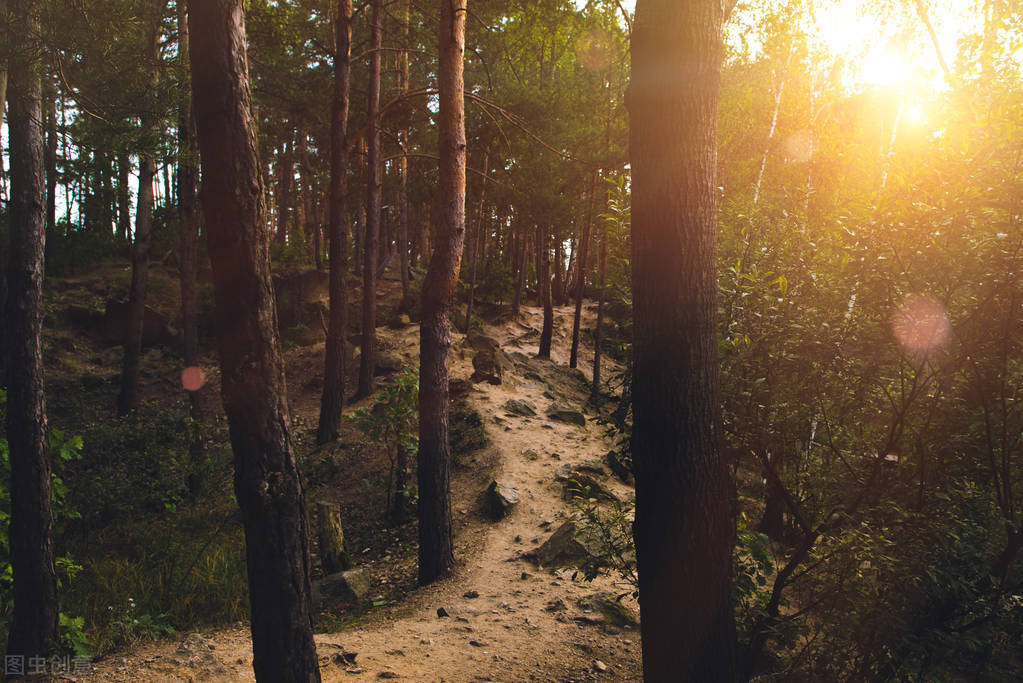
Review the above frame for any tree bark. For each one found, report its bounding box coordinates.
[117,153,131,242]
[570,171,597,369]
[6,0,61,659]
[276,140,291,246]
[177,0,204,495]
[117,4,161,417]
[464,147,489,334]
[537,225,553,359]
[511,230,526,319]
[397,0,411,305]
[317,0,353,445]
[590,223,607,396]
[187,0,321,679]
[627,1,737,680]
[357,0,383,398]
[418,0,467,586]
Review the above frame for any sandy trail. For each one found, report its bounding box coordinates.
[81,303,640,682]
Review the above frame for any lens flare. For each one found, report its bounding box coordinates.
[182,366,207,392]
[891,294,950,357]
[575,29,612,72]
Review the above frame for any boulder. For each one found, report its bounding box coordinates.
[534,521,603,568]
[503,399,537,417]
[546,406,586,427]
[485,480,519,519]
[313,568,371,609]
[374,351,404,376]
[468,333,513,385]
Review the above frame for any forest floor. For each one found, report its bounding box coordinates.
[52,265,642,682]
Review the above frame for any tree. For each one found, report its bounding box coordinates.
[187,0,321,679]
[4,0,61,660]
[357,0,384,398]
[317,0,354,445]
[627,0,737,680]
[117,0,163,417]
[418,0,467,586]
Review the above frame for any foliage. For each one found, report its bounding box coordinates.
[569,487,637,595]
[346,368,420,517]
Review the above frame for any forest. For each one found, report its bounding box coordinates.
[1,0,1022,680]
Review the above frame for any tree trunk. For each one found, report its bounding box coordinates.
[418,0,467,586]
[5,0,60,661]
[118,8,161,417]
[397,0,411,305]
[316,502,350,573]
[537,225,553,359]
[464,148,489,334]
[43,87,57,234]
[117,153,131,242]
[178,0,204,495]
[317,0,353,445]
[570,171,597,369]
[357,0,383,398]
[511,230,526,319]
[627,1,737,680]
[188,1,321,680]
[276,140,291,246]
[590,225,607,396]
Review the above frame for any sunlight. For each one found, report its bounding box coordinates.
[859,50,912,88]
[181,366,207,392]
[891,294,951,358]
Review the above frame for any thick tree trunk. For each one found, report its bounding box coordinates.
[317,0,353,445]
[537,225,553,359]
[357,0,383,398]
[188,1,321,680]
[118,12,160,417]
[5,0,61,660]
[570,171,597,368]
[628,1,737,680]
[418,0,467,586]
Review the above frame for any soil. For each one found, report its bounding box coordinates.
[47,268,641,682]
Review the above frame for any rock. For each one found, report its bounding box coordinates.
[387,313,412,329]
[576,458,608,476]
[448,378,472,399]
[577,592,638,627]
[313,568,371,608]
[503,399,537,417]
[544,598,567,612]
[374,351,403,376]
[468,640,489,648]
[521,448,540,461]
[605,450,634,485]
[468,333,513,385]
[450,406,487,454]
[378,672,400,679]
[486,481,520,520]
[546,406,586,427]
[534,521,603,568]
[463,590,479,599]
[562,474,620,503]
[593,660,608,673]
[436,607,450,618]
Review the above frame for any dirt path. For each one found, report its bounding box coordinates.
[79,304,641,682]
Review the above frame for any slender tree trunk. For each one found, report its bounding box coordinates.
[317,0,353,445]
[397,0,411,304]
[570,171,597,368]
[188,1,321,679]
[178,0,204,495]
[464,147,489,334]
[357,0,383,398]
[43,86,57,234]
[590,224,608,395]
[628,1,737,679]
[117,153,131,242]
[418,0,467,586]
[0,68,6,204]
[537,225,553,359]
[511,230,526,319]
[5,0,60,660]
[276,140,291,245]
[118,6,161,417]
